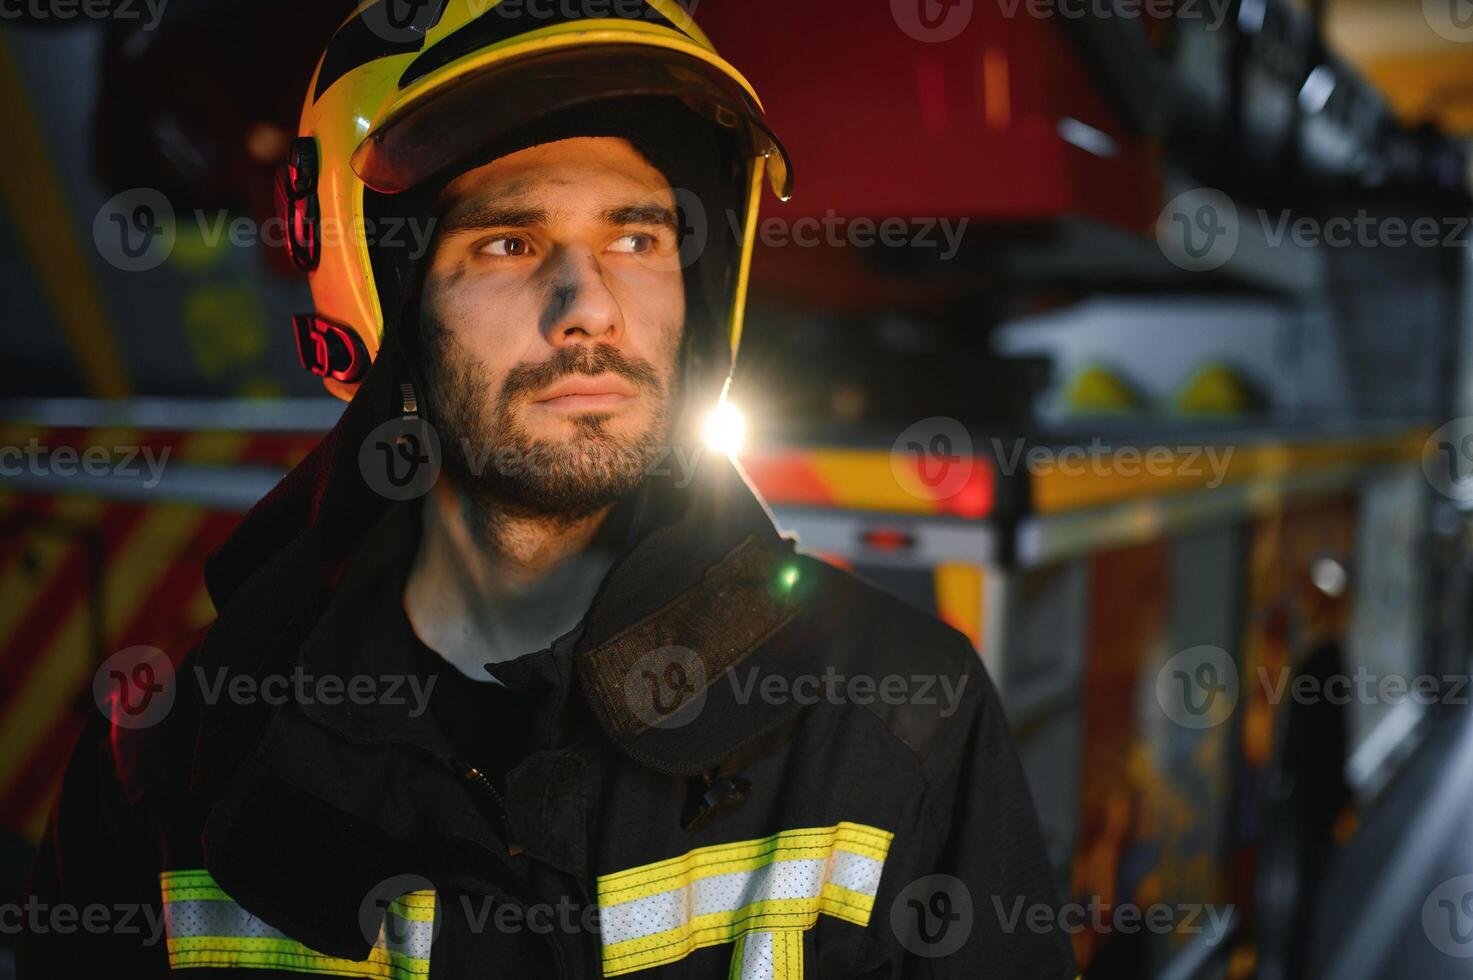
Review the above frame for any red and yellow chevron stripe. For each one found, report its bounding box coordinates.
[739,448,995,518]
[0,425,319,842]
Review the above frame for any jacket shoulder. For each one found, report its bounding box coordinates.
[792,552,993,762]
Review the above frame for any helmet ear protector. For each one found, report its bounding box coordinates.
[284,0,791,403]
[278,137,320,274]
[275,136,372,382]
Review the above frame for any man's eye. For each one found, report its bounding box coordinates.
[610,233,658,255]
[482,236,532,257]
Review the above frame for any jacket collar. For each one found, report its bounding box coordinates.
[191,353,814,796]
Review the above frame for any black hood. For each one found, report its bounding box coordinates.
[195,96,787,816]
[193,318,811,797]
[203,328,417,610]
[208,96,747,612]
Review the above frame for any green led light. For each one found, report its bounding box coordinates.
[780,565,800,590]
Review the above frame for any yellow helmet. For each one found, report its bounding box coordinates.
[281,0,792,400]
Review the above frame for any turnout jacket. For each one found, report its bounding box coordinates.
[19,351,1077,980]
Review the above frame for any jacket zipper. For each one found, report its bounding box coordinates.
[453,760,572,975]
[456,760,524,856]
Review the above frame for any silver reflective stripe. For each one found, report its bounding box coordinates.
[735,932,775,980]
[164,900,289,940]
[162,899,434,961]
[159,869,435,978]
[602,851,886,946]
[731,929,804,980]
[830,849,886,895]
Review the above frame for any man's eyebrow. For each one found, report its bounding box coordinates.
[603,204,680,231]
[440,203,552,235]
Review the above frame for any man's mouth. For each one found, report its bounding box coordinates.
[532,373,638,412]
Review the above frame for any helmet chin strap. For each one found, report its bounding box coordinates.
[399,380,420,429]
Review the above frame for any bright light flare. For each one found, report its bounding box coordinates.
[705,400,746,457]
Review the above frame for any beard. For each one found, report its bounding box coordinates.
[420,318,676,523]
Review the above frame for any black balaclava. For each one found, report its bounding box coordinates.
[365,95,747,444]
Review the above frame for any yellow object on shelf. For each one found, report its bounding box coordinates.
[1174,362,1255,417]
[1062,364,1143,416]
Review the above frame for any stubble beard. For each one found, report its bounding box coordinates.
[421,322,675,526]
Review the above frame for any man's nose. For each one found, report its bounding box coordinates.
[539,248,625,346]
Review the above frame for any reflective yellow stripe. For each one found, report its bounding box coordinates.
[160,869,232,903]
[165,937,429,979]
[771,929,803,980]
[159,870,434,978]
[597,822,892,976]
[389,893,436,924]
[599,823,892,904]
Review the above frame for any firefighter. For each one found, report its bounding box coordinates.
[20,3,1076,977]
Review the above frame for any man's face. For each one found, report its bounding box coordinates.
[419,136,686,519]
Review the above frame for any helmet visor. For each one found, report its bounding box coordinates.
[351,43,791,200]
